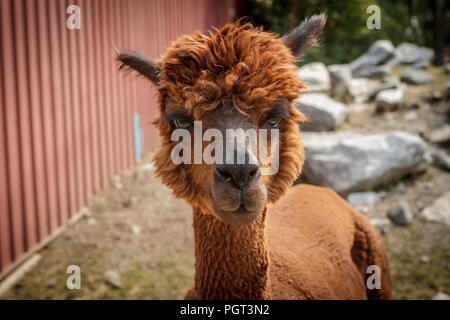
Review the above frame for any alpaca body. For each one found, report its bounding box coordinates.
[186,184,392,300]
[267,184,391,299]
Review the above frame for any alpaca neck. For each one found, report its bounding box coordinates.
[192,207,271,300]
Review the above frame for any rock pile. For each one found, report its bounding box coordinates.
[295,40,450,233]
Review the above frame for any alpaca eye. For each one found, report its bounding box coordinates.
[172,119,191,129]
[267,116,282,128]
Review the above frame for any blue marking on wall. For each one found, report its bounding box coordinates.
[133,113,143,162]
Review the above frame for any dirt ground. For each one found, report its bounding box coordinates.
[1,161,195,300]
[1,66,449,300]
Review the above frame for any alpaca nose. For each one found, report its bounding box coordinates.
[214,162,260,189]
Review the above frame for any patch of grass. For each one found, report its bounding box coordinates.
[384,221,450,299]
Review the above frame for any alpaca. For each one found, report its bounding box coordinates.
[116,14,392,300]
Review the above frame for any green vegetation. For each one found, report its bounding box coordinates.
[240,0,448,65]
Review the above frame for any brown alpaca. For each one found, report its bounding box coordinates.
[116,14,392,300]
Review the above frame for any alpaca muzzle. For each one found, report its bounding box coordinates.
[211,157,267,225]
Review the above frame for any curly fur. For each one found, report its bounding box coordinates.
[117,17,392,300]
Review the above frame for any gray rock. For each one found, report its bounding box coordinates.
[122,196,138,208]
[370,217,392,228]
[394,43,434,65]
[347,192,381,206]
[378,191,388,198]
[423,125,450,145]
[424,151,434,165]
[375,86,405,111]
[385,57,401,67]
[429,90,443,103]
[424,182,434,190]
[394,182,407,195]
[295,93,348,132]
[401,68,435,84]
[104,270,122,288]
[113,175,123,190]
[432,292,450,300]
[369,78,401,100]
[403,110,418,122]
[354,65,391,79]
[302,131,426,194]
[432,151,450,171]
[411,60,430,70]
[421,192,450,225]
[328,64,352,101]
[130,225,141,235]
[348,78,380,103]
[350,40,395,75]
[355,205,370,215]
[387,201,413,226]
[413,125,427,137]
[298,62,331,92]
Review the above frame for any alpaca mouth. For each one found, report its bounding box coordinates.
[213,202,262,226]
[225,204,254,215]
[210,183,267,226]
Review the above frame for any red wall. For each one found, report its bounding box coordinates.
[0,0,233,280]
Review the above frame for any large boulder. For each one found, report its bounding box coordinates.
[369,77,401,100]
[431,151,450,171]
[387,201,413,226]
[354,65,392,79]
[298,62,331,92]
[302,131,426,194]
[423,125,450,145]
[348,78,379,103]
[394,43,434,65]
[328,64,352,102]
[411,60,430,70]
[350,40,395,76]
[401,68,435,84]
[295,93,348,132]
[375,85,406,112]
[421,192,450,225]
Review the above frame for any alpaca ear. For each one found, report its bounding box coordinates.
[114,46,162,84]
[280,13,327,57]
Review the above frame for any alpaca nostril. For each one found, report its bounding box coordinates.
[215,168,232,183]
[249,167,258,178]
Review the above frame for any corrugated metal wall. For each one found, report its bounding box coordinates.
[0,0,233,280]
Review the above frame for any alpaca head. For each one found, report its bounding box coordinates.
[117,14,326,225]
